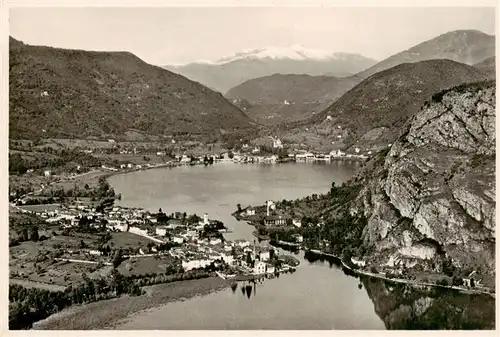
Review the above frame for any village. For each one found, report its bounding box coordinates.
[10,196,300,291]
[84,136,371,173]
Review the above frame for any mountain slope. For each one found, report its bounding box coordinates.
[349,80,495,285]
[9,37,256,141]
[357,30,495,80]
[164,46,377,93]
[226,74,359,124]
[286,59,490,151]
[473,56,495,78]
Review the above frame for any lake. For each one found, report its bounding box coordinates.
[108,162,495,330]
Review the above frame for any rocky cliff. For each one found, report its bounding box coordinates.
[351,81,495,281]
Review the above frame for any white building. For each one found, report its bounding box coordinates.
[172,236,184,244]
[351,257,366,267]
[258,250,271,262]
[182,259,212,271]
[155,227,167,236]
[330,150,346,157]
[292,219,302,228]
[293,234,304,243]
[44,170,51,177]
[273,138,283,149]
[210,238,222,245]
[235,240,250,248]
[266,200,276,216]
[354,148,361,154]
[266,264,276,274]
[254,261,266,275]
[246,208,256,216]
[88,250,102,256]
[180,155,191,163]
[203,213,209,225]
[220,253,234,265]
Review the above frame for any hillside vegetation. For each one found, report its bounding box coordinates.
[286,59,489,151]
[226,74,359,125]
[9,37,257,141]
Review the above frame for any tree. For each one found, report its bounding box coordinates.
[330,182,336,196]
[113,250,124,268]
[237,203,242,212]
[20,228,29,242]
[29,227,39,242]
[79,240,87,249]
[450,275,463,286]
[158,208,163,214]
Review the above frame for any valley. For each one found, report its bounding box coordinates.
[8,15,496,331]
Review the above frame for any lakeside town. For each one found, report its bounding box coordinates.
[11,199,300,284]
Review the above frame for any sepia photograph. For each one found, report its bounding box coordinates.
[5,1,497,331]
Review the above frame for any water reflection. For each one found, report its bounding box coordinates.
[303,250,495,330]
[361,276,495,330]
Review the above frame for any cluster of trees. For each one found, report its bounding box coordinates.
[9,270,141,330]
[302,212,368,258]
[9,153,29,175]
[203,155,214,165]
[269,228,299,243]
[38,178,117,203]
[9,186,33,202]
[9,148,103,175]
[257,145,289,158]
[112,264,215,287]
[10,225,42,246]
[15,197,59,206]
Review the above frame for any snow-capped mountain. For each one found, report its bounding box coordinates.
[209,45,368,64]
[163,46,377,93]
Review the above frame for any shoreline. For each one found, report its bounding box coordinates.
[33,276,233,330]
[306,249,495,298]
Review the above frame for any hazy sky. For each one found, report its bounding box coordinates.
[10,7,496,65]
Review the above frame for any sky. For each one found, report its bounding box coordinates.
[9,7,496,65]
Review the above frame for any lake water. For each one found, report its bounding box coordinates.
[108,162,495,330]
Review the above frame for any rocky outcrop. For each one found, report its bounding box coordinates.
[351,81,495,277]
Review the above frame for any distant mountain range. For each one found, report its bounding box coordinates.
[163,45,378,93]
[9,37,257,141]
[230,30,495,126]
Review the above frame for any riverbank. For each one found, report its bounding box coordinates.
[33,276,233,330]
[306,249,495,298]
